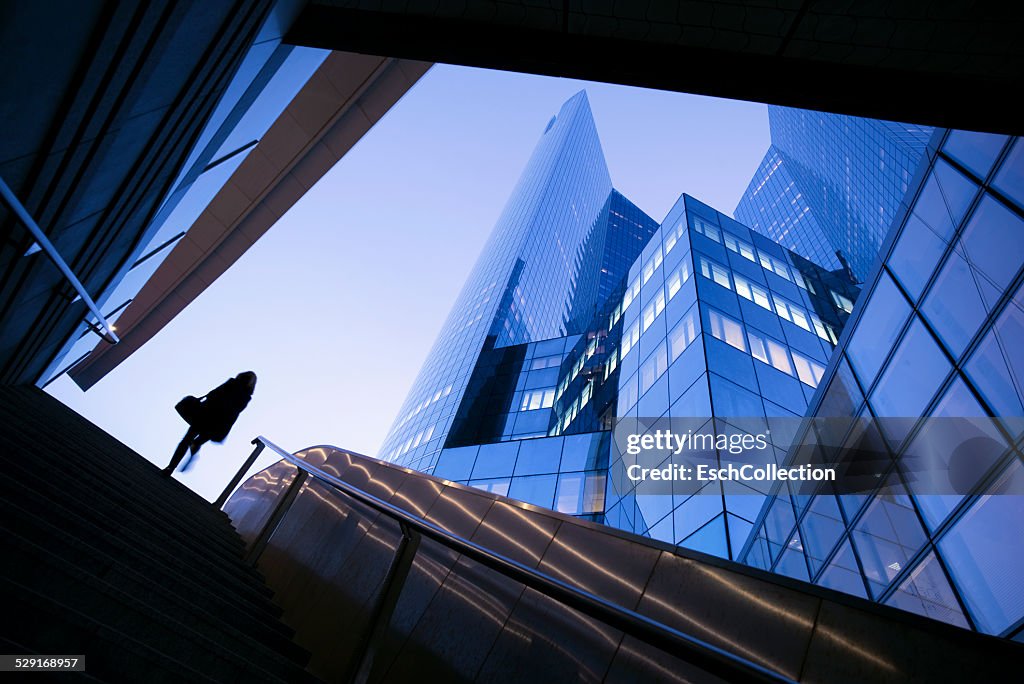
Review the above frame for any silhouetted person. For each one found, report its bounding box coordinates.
[164,371,257,475]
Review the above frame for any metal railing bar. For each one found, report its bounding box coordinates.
[249,436,796,684]
[0,176,120,344]
[215,439,266,508]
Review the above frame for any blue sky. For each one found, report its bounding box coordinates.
[47,63,770,501]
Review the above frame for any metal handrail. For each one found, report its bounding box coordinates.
[244,436,796,684]
[0,176,119,344]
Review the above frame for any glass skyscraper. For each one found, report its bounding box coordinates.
[739,129,1024,639]
[735,107,933,282]
[379,92,658,473]
[382,92,1023,641]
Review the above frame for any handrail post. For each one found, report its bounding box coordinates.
[349,520,421,684]
[245,467,308,566]
[215,439,266,508]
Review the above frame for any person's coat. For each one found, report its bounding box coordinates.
[193,376,253,442]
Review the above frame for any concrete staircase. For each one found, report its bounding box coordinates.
[0,385,319,683]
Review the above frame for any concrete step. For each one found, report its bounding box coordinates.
[5,529,315,681]
[0,474,280,613]
[0,497,298,651]
[0,393,242,540]
[0,436,248,563]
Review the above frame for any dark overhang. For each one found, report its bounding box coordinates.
[286,0,1024,135]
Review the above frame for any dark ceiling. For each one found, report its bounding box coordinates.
[287,0,1024,134]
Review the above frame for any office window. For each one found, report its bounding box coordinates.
[760,252,792,280]
[520,388,555,411]
[700,258,731,289]
[623,274,641,310]
[734,274,772,311]
[750,330,794,375]
[642,289,666,332]
[621,320,640,357]
[811,316,838,344]
[694,217,721,242]
[832,290,855,314]
[773,294,792,321]
[664,222,684,254]
[669,308,698,361]
[790,306,811,332]
[642,247,663,284]
[666,260,692,300]
[709,309,746,352]
[640,343,668,395]
[792,352,824,387]
[724,233,757,262]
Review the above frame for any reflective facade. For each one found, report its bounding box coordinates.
[380,92,658,473]
[603,194,858,559]
[739,130,1024,639]
[40,39,331,386]
[736,107,933,282]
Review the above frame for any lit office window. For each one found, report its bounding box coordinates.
[621,320,641,357]
[580,379,593,408]
[669,309,698,361]
[792,352,825,387]
[709,309,746,351]
[666,260,692,299]
[749,330,793,375]
[700,258,731,289]
[790,306,812,332]
[832,290,855,314]
[734,274,772,311]
[664,221,685,255]
[759,252,792,280]
[604,348,618,379]
[694,217,721,242]
[640,343,668,395]
[643,247,664,284]
[521,388,556,411]
[623,274,641,310]
[642,289,666,332]
[812,316,839,344]
[724,232,757,262]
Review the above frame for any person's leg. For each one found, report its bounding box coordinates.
[164,428,199,475]
[181,435,210,472]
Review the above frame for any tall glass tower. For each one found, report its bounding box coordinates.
[736,107,933,282]
[379,92,658,473]
[740,129,1024,639]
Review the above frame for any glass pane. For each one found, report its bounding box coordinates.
[993,139,1023,210]
[514,437,563,476]
[554,472,585,514]
[508,473,558,509]
[939,460,1024,634]
[921,250,988,358]
[818,538,869,598]
[471,441,521,479]
[888,214,947,302]
[851,478,928,598]
[959,195,1024,293]
[432,446,479,481]
[801,494,845,574]
[886,552,969,628]
[871,318,950,417]
[943,130,1008,180]
[847,272,911,389]
[966,289,1024,415]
